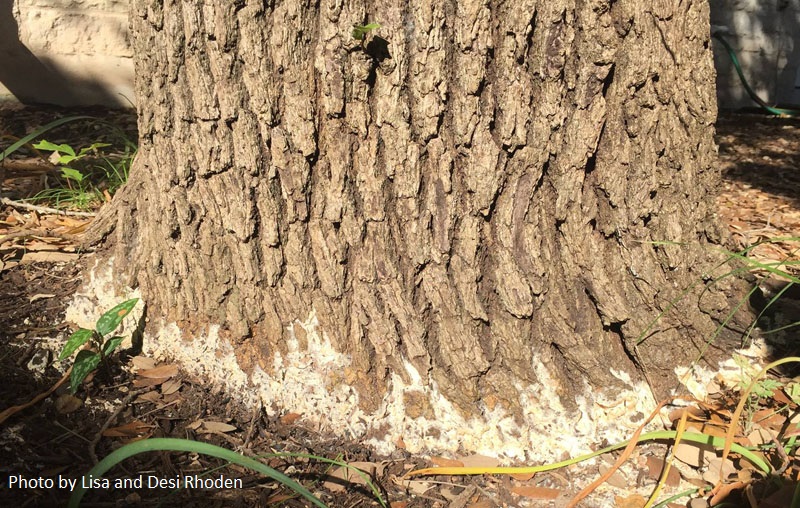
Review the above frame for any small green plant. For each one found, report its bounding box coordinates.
[33,139,111,168]
[351,22,380,41]
[29,138,134,210]
[59,298,139,394]
[732,353,784,431]
[0,115,94,163]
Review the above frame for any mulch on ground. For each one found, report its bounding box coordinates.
[1,106,799,507]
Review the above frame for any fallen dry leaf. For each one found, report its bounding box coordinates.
[510,472,536,481]
[21,251,78,264]
[200,421,238,433]
[279,412,302,425]
[615,494,647,508]
[138,364,179,379]
[645,456,682,487]
[429,456,464,468]
[441,484,475,503]
[599,462,629,489]
[323,461,376,492]
[511,485,561,500]
[161,391,183,404]
[673,441,717,468]
[130,356,156,370]
[395,478,432,496]
[103,420,153,438]
[458,454,499,468]
[747,426,777,447]
[160,378,182,396]
[134,390,161,404]
[703,457,737,484]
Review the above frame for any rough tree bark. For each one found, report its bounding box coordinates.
[89,0,739,457]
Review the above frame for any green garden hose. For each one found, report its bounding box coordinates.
[712,31,800,116]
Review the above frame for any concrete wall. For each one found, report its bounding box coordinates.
[711,0,800,110]
[0,0,133,108]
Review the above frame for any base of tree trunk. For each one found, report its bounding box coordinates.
[67,256,757,462]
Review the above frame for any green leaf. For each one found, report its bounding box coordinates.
[59,328,94,360]
[752,378,782,398]
[0,116,93,163]
[60,167,85,182]
[57,154,79,165]
[32,140,76,156]
[352,22,381,41]
[78,142,111,157]
[95,298,139,337]
[102,336,125,357]
[785,383,800,409]
[70,350,101,394]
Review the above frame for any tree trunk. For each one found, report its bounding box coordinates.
[90,0,739,457]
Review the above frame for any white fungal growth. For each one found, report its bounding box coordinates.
[69,257,769,464]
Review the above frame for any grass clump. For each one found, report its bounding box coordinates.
[29,135,135,211]
[0,115,136,211]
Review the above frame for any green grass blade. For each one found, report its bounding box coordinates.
[406,430,772,477]
[0,116,94,162]
[68,437,326,508]
[260,452,388,507]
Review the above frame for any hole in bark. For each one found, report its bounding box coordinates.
[605,320,624,335]
[588,218,596,229]
[366,64,377,88]
[601,63,615,98]
[365,36,392,62]
[170,227,181,241]
[585,152,597,174]
[642,214,652,226]
[605,320,639,367]
[649,190,657,199]
[555,218,565,230]
[652,73,659,83]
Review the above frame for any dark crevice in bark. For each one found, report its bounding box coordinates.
[608,320,641,371]
[601,63,615,98]
[520,9,537,65]
[365,61,378,89]
[585,152,598,175]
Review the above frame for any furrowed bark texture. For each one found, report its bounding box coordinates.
[99,0,732,418]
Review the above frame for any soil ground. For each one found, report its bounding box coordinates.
[1,106,799,507]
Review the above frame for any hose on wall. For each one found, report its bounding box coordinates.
[712,30,800,116]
